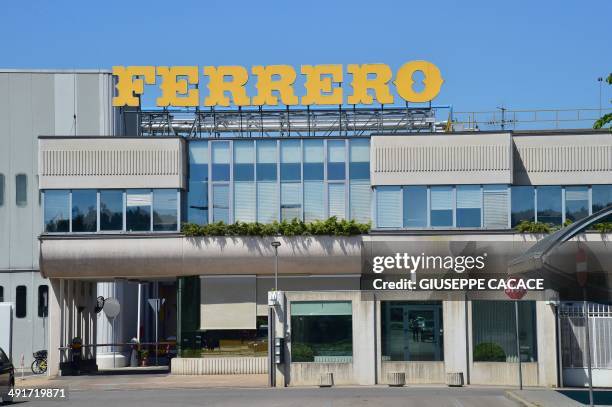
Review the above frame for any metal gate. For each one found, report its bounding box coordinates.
[560,302,612,387]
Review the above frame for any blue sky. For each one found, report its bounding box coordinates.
[1,0,610,113]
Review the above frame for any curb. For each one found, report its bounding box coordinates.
[504,390,541,407]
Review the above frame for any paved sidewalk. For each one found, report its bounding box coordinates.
[15,373,268,391]
[506,389,612,406]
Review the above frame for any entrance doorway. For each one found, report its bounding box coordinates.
[382,302,443,361]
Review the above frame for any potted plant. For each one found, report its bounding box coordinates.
[138,349,149,367]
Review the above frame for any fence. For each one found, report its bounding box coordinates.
[560,303,612,369]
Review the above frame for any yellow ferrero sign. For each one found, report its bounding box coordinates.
[112,62,443,107]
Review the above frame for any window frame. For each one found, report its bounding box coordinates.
[15,285,27,319]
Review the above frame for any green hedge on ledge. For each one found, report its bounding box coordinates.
[182,216,371,237]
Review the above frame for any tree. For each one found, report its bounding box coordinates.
[594,73,612,129]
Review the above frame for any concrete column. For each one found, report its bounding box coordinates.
[353,292,376,385]
[47,279,61,376]
[274,292,288,387]
[443,300,469,382]
[95,282,127,368]
[536,301,558,387]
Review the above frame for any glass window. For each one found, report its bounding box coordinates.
[212,184,230,223]
[188,182,208,225]
[303,140,324,181]
[211,142,230,182]
[483,185,509,229]
[38,285,48,318]
[430,186,453,227]
[511,186,535,227]
[153,189,178,231]
[234,182,256,222]
[536,186,562,225]
[189,141,208,182]
[456,185,481,228]
[16,173,27,207]
[327,140,346,181]
[565,186,589,222]
[257,182,278,223]
[472,301,537,362]
[280,140,301,182]
[233,140,255,182]
[376,186,401,228]
[349,139,370,180]
[126,189,151,231]
[256,140,277,181]
[349,181,371,223]
[44,190,70,232]
[188,141,209,225]
[72,190,97,232]
[16,285,26,318]
[328,183,345,219]
[291,301,352,363]
[592,185,612,213]
[304,181,324,222]
[100,190,124,231]
[0,173,4,206]
[281,182,302,221]
[403,186,427,228]
[381,302,444,361]
[234,141,256,222]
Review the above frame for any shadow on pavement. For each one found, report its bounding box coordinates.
[557,390,612,406]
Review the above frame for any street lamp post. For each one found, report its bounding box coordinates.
[269,240,281,388]
[272,241,281,291]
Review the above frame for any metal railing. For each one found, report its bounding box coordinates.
[452,108,612,131]
[560,303,612,369]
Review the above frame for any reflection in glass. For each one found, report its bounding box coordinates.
[280,140,301,181]
[72,190,97,232]
[349,139,369,180]
[100,190,123,231]
[327,140,346,180]
[456,185,481,227]
[592,185,612,212]
[281,182,301,221]
[472,301,537,362]
[430,186,453,227]
[211,142,230,182]
[153,189,178,231]
[233,140,255,182]
[403,186,427,228]
[511,186,534,227]
[126,189,151,231]
[537,186,562,225]
[303,139,324,181]
[565,186,589,222]
[381,302,444,361]
[212,184,229,223]
[291,301,352,362]
[188,141,209,224]
[256,140,277,181]
[44,190,70,232]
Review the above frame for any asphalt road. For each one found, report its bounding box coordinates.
[14,386,520,407]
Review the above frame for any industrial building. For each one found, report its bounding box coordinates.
[1,68,611,387]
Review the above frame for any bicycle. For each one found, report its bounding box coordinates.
[31,350,47,374]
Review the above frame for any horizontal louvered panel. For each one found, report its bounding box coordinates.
[38,138,185,189]
[517,145,612,173]
[374,144,511,173]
